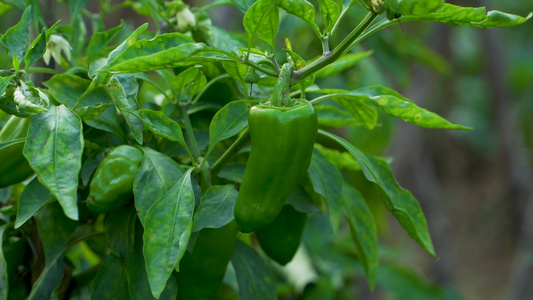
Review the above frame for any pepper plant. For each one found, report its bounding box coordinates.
[0,0,530,299]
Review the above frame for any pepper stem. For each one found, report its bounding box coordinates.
[268,63,293,107]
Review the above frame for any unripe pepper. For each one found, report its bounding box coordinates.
[86,145,143,213]
[0,116,34,187]
[177,221,238,299]
[234,64,318,232]
[255,205,307,265]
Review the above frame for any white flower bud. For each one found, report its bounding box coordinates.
[43,35,72,65]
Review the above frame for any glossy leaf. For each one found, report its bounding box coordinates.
[223,62,249,94]
[232,0,258,14]
[24,28,46,69]
[143,168,195,298]
[231,240,276,300]
[206,100,259,159]
[315,104,358,127]
[308,147,343,236]
[361,4,532,43]
[388,0,444,16]
[75,103,112,121]
[0,224,8,300]
[91,254,130,300]
[105,208,137,258]
[23,105,84,220]
[15,177,55,229]
[106,75,144,144]
[169,67,199,100]
[133,147,185,226]
[318,130,436,257]
[334,97,378,130]
[86,20,124,62]
[243,0,279,49]
[135,109,190,155]
[193,185,238,232]
[103,23,149,69]
[29,202,77,300]
[218,162,246,183]
[277,0,319,32]
[343,183,378,289]
[0,5,31,61]
[127,222,178,300]
[318,0,340,33]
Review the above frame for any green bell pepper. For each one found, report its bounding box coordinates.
[176,221,238,299]
[234,64,318,233]
[255,204,307,265]
[86,145,143,213]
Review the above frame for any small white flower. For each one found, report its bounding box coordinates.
[176,7,196,31]
[43,35,72,65]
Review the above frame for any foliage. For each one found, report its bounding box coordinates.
[0,0,530,299]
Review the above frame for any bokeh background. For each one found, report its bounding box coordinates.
[1,0,532,299]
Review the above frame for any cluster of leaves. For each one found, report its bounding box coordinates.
[0,0,530,299]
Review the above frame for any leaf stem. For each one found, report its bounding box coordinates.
[292,11,378,85]
[180,103,201,164]
[209,129,250,177]
[191,73,231,105]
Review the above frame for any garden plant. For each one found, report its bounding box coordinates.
[0,0,530,299]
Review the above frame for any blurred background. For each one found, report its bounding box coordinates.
[1,0,532,299]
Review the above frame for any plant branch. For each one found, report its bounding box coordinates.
[191,74,231,105]
[292,11,378,85]
[180,103,201,164]
[210,129,250,177]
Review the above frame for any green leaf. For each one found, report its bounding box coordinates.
[388,0,444,16]
[103,23,149,69]
[334,97,378,130]
[105,208,137,258]
[348,86,471,129]
[135,109,190,156]
[0,76,14,96]
[343,183,378,289]
[23,105,84,221]
[0,224,9,300]
[127,222,178,300]
[285,49,314,89]
[102,42,220,73]
[193,185,238,232]
[75,103,112,121]
[43,74,90,107]
[133,147,185,226]
[206,100,259,159]
[91,254,130,300]
[243,0,279,49]
[231,240,277,300]
[315,143,361,171]
[317,0,340,33]
[308,147,343,236]
[318,130,436,257]
[277,0,318,32]
[86,20,125,62]
[143,168,195,298]
[15,177,55,229]
[169,67,200,101]
[27,252,64,300]
[218,162,246,183]
[315,51,373,78]
[68,0,90,19]
[315,105,358,127]
[29,202,77,300]
[106,75,144,144]
[0,5,31,61]
[24,28,46,69]
[232,0,258,14]
[81,149,105,186]
[223,62,249,94]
